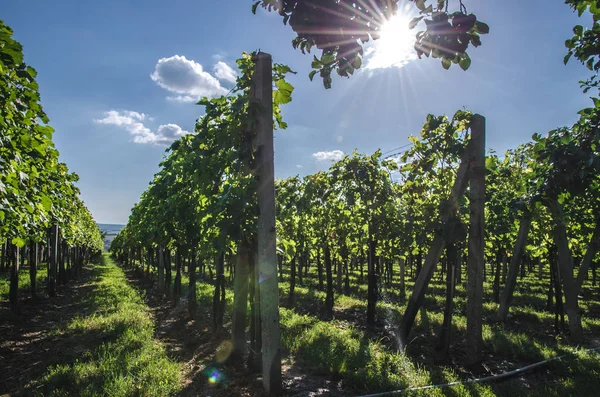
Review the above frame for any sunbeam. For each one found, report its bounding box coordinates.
[364,7,418,70]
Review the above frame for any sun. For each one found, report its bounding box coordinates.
[365,11,417,70]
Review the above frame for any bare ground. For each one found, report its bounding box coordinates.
[123,269,350,397]
[0,265,96,396]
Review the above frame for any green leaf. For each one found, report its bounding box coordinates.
[12,237,25,248]
[586,58,594,70]
[26,66,37,78]
[41,195,53,211]
[459,54,471,71]
[470,34,482,47]
[564,52,572,65]
[573,25,583,36]
[415,0,426,11]
[274,78,294,105]
[311,55,323,69]
[308,70,318,81]
[441,57,451,70]
[321,53,335,65]
[409,16,424,29]
[475,21,489,34]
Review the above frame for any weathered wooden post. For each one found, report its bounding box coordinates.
[398,152,471,347]
[550,200,584,341]
[48,225,58,297]
[232,242,250,359]
[575,220,600,293]
[496,212,532,322]
[30,241,38,299]
[466,114,485,365]
[158,245,165,291]
[9,245,20,314]
[253,51,281,396]
[188,248,197,319]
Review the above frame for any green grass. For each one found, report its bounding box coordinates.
[34,254,182,396]
[280,307,430,392]
[127,257,600,396]
[0,263,48,300]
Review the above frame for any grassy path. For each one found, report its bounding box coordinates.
[0,253,181,396]
[121,267,268,397]
[6,253,595,396]
[120,264,600,396]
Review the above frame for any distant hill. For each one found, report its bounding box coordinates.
[97,223,125,251]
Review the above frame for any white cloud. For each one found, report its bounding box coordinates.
[312,150,344,162]
[296,164,303,169]
[213,61,237,84]
[157,124,188,141]
[94,110,190,146]
[166,95,198,103]
[150,55,228,101]
[94,110,150,126]
[386,155,406,167]
[337,135,343,143]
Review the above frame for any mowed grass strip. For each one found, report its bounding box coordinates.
[129,261,600,396]
[34,253,182,397]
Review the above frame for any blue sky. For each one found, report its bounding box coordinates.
[3,0,594,224]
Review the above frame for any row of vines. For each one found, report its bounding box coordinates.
[108,0,598,395]
[0,21,104,314]
[110,44,599,397]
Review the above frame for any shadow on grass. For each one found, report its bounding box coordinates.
[23,254,181,397]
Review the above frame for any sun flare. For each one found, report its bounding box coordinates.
[365,11,417,70]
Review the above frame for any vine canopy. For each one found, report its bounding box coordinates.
[252,0,489,88]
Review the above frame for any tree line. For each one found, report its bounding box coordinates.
[0,21,104,314]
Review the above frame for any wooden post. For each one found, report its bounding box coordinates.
[496,212,532,322]
[324,244,334,317]
[399,151,471,347]
[435,242,458,361]
[550,200,584,341]
[399,257,406,300]
[48,225,58,297]
[367,224,377,325]
[248,238,262,371]
[1,240,5,269]
[232,240,250,359]
[30,241,38,299]
[9,245,20,314]
[575,219,600,293]
[59,240,66,285]
[466,114,485,365]
[174,246,182,305]
[253,51,281,395]
[188,248,197,319]
[158,245,165,291]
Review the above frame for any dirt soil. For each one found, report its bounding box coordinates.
[0,265,97,396]
[0,263,349,397]
[124,269,350,397]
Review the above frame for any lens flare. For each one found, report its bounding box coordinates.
[215,340,233,363]
[203,367,225,384]
[364,6,418,70]
[208,370,220,384]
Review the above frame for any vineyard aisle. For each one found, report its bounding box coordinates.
[120,258,342,397]
[0,253,181,396]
